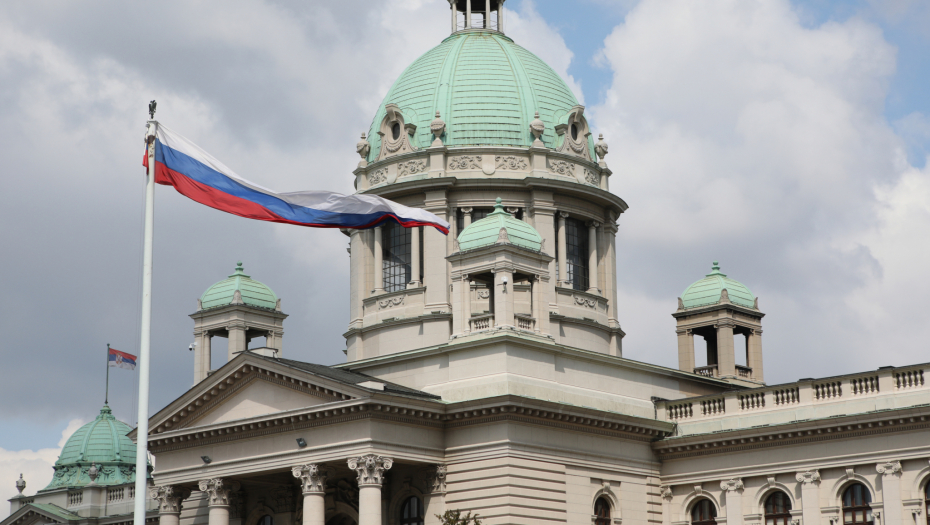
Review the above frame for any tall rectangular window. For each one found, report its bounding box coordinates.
[382,221,411,292]
[565,217,589,291]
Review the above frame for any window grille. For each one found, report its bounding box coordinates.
[565,217,589,291]
[382,221,411,292]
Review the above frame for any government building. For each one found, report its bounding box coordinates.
[7,2,930,525]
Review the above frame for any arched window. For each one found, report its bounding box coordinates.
[382,221,412,292]
[594,497,611,525]
[400,496,423,525]
[764,492,792,525]
[258,516,273,525]
[691,499,717,525]
[842,484,873,525]
[564,217,589,291]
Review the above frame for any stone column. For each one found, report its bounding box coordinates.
[557,212,568,286]
[720,479,744,525]
[604,217,620,327]
[532,275,542,334]
[198,479,240,525]
[424,465,447,525]
[796,470,822,525]
[484,0,490,28]
[660,486,673,525]
[498,2,504,32]
[292,464,332,525]
[450,1,457,32]
[677,329,695,372]
[747,329,764,382]
[465,0,471,28]
[348,455,393,525]
[349,230,365,319]
[227,325,247,359]
[409,226,421,287]
[715,320,736,377]
[151,486,191,525]
[461,207,473,228]
[494,268,514,328]
[877,462,903,525]
[195,331,211,385]
[587,221,600,294]
[460,274,470,334]
[372,226,383,294]
[423,191,450,309]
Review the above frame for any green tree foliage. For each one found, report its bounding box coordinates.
[436,510,482,525]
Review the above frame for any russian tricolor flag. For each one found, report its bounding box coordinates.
[108,348,137,370]
[143,125,449,233]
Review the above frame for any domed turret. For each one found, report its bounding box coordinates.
[200,261,278,310]
[42,405,149,491]
[680,261,756,310]
[458,198,542,251]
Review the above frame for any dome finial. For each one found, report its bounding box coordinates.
[15,474,25,495]
[530,111,545,147]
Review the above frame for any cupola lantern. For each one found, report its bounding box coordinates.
[449,0,506,34]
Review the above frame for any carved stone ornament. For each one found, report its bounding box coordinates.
[356,133,370,167]
[378,296,405,309]
[151,485,192,514]
[292,464,333,494]
[424,464,447,494]
[347,455,393,486]
[677,297,685,310]
[720,288,730,303]
[368,167,388,186]
[198,478,241,507]
[15,474,25,495]
[753,297,759,309]
[232,289,244,305]
[575,296,597,308]
[430,111,446,146]
[398,159,427,177]
[495,155,528,170]
[275,298,282,312]
[497,227,510,244]
[584,169,599,186]
[376,104,418,161]
[795,470,821,484]
[549,159,573,177]
[875,461,902,476]
[477,290,490,299]
[87,463,98,484]
[595,133,608,164]
[197,298,203,311]
[555,105,592,160]
[448,155,481,170]
[529,111,545,146]
[660,485,673,501]
[453,238,461,252]
[720,478,744,492]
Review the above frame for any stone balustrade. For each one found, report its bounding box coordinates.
[656,364,929,424]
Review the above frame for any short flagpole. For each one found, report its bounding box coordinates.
[106,344,110,405]
[133,116,157,525]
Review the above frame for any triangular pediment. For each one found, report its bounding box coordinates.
[145,353,370,436]
[3,504,82,525]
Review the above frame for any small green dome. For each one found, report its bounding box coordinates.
[366,30,592,160]
[458,198,543,251]
[681,262,756,309]
[201,262,278,310]
[43,405,148,491]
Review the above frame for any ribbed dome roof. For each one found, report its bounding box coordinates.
[681,262,756,310]
[42,405,147,491]
[366,30,590,161]
[458,198,542,251]
[200,261,277,310]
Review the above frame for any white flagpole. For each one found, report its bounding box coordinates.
[133,116,157,525]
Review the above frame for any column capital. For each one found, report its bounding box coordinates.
[715,319,737,330]
[347,455,393,486]
[198,478,240,507]
[660,485,673,501]
[459,207,473,214]
[587,220,600,229]
[292,464,334,494]
[150,485,191,514]
[720,478,744,492]
[795,470,821,485]
[558,211,570,219]
[424,464,447,494]
[875,461,902,476]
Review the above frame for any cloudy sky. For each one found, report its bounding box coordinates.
[2,0,929,507]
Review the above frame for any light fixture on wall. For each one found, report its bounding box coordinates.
[201,455,212,464]
[296,438,307,448]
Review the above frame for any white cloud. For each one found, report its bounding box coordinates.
[0,419,84,517]
[591,0,926,379]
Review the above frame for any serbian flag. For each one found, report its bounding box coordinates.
[108,348,137,370]
[143,125,449,234]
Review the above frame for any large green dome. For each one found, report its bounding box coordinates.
[200,261,278,310]
[42,405,148,491]
[366,30,591,161]
[680,262,756,310]
[458,198,542,252]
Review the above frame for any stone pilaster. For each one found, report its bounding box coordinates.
[796,470,822,525]
[198,479,241,525]
[424,465,447,525]
[292,464,333,525]
[348,455,393,525]
[720,478,744,525]
[715,319,737,377]
[151,486,192,525]
[876,461,903,525]
[660,485,673,525]
[587,221,600,294]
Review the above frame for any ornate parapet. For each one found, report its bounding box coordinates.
[348,455,393,486]
[197,478,241,507]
